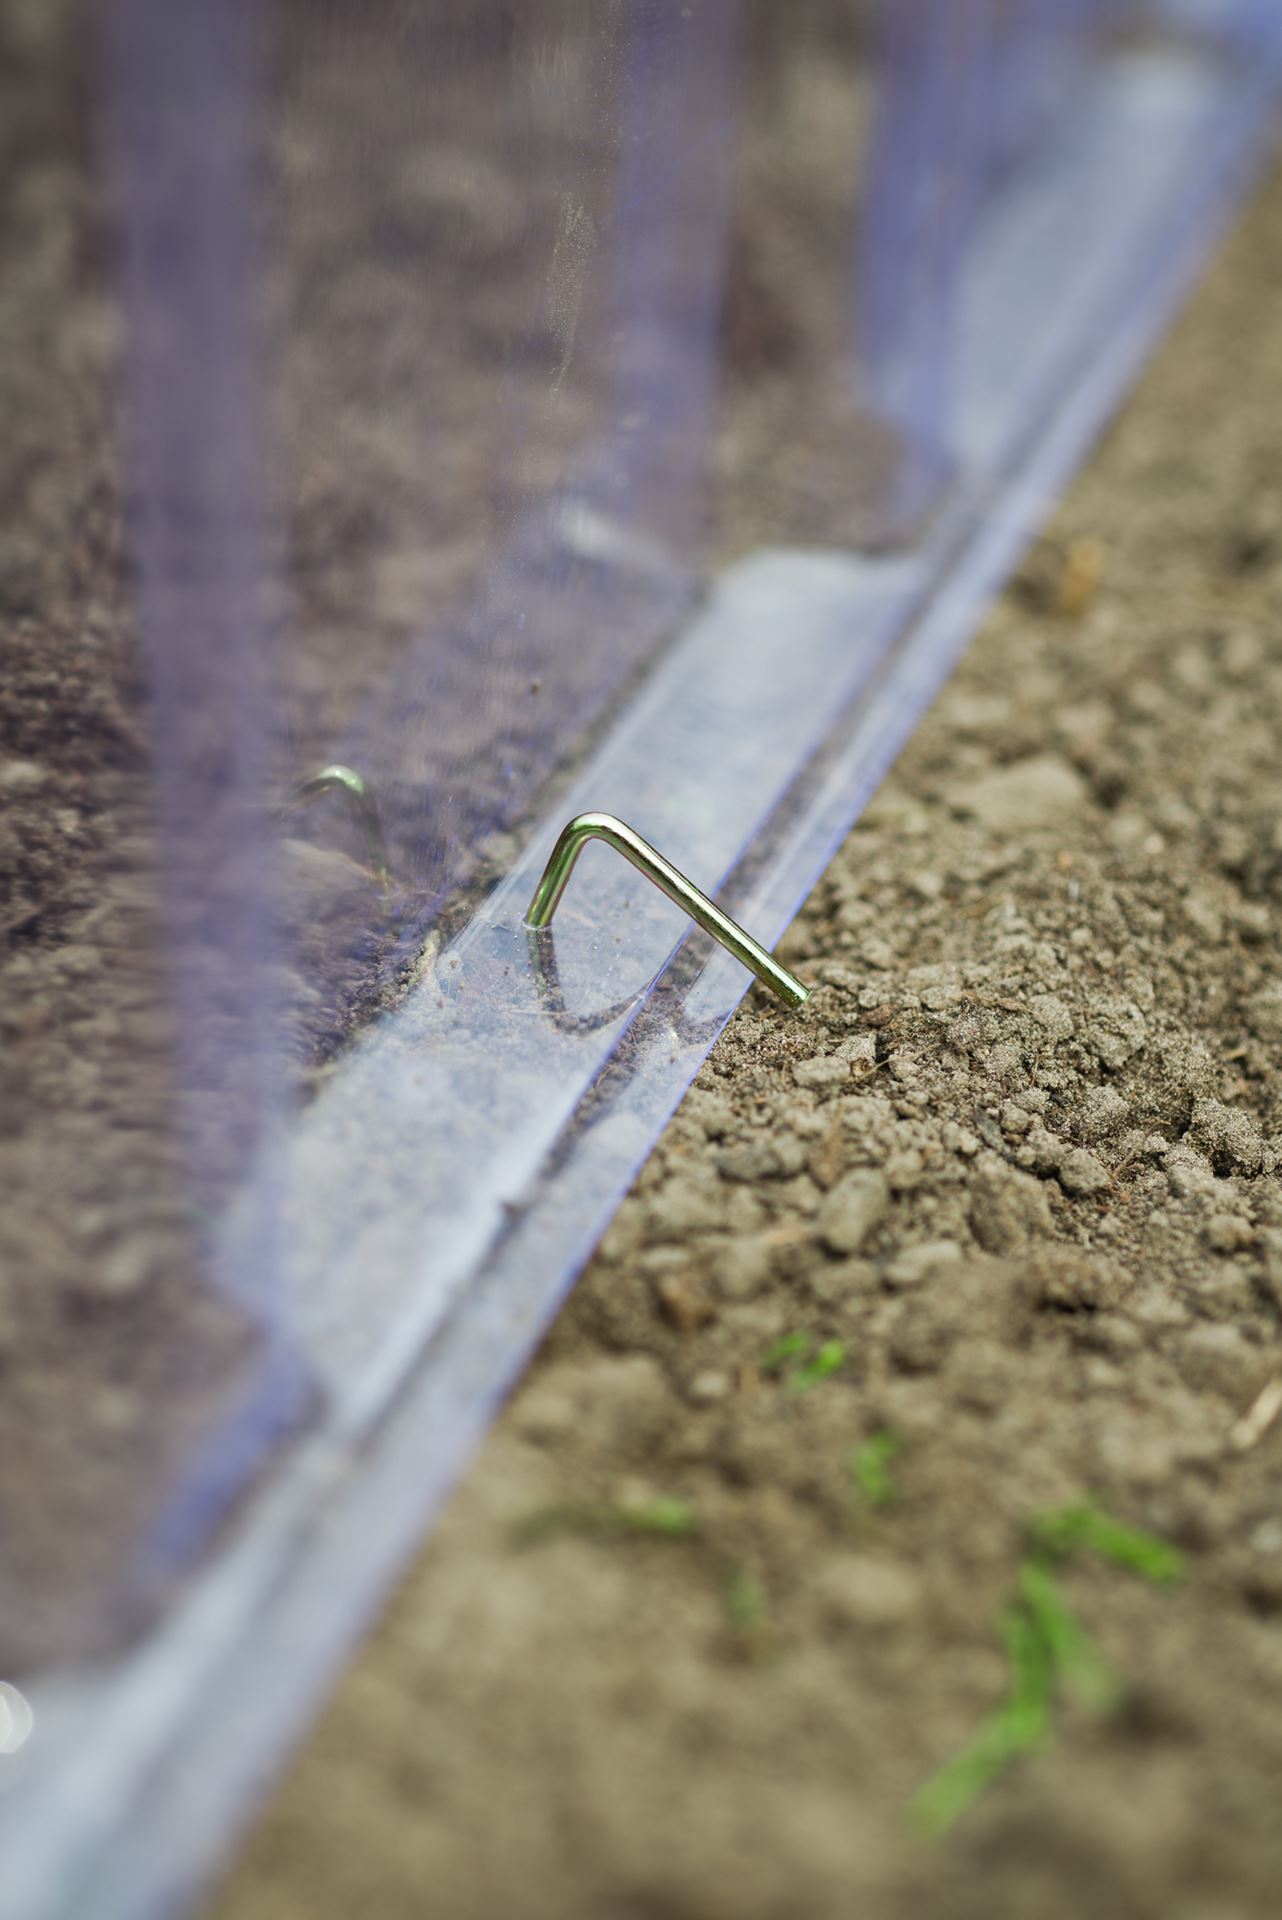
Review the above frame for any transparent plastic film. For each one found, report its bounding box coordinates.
[1,3,1280,1916]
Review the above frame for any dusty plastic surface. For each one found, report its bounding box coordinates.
[2,2,1280,1916]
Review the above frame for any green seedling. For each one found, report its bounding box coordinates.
[1029,1501,1185,1584]
[760,1331,847,1394]
[912,1604,1054,1838]
[1018,1560,1117,1713]
[761,1331,812,1375]
[850,1430,902,1511]
[913,1498,1181,1836]
[513,1495,698,1547]
[723,1566,777,1662]
[617,1496,698,1537]
[790,1340,847,1394]
[725,1567,767,1630]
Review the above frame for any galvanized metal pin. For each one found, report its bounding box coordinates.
[525,811,809,1010]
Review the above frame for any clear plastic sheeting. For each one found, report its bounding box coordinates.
[271,0,740,939]
[1,2,1280,1916]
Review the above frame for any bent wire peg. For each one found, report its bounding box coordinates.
[524,811,809,1010]
[289,764,391,890]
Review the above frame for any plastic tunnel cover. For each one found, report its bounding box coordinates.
[2,4,1281,1920]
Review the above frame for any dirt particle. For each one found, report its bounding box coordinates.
[685,1091,738,1141]
[941,1122,981,1157]
[68,1233,170,1306]
[885,1150,924,1194]
[647,1173,722,1239]
[0,756,48,795]
[716,1139,785,1182]
[1239,1551,1282,1616]
[817,1169,890,1255]
[888,1297,955,1374]
[511,1376,579,1447]
[1032,1247,1120,1311]
[653,1270,716,1333]
[1086,997,1148,1069]
[1020,1126,1066,1176]
[1188,1097,1264,1177]
[1029,992,1075,1040]
[1176,1324,1269,1402]
[956,753,1090,834]
[859,1003,898,1029]
[970,1161,1054,1252]
[1078,1085,1129,1141]
[883,1240,962,1291]
[687,1370,730,1406]
[1057,1148,1110,1198]
[1204,1212,1252,1255]
[806,1119,847,1191]
[815,1554,920,1631]
[1242,985,1282,1043]
[705,1234,774,1302]
[1165,1144,1217,1199]
[792,1055,852,1093]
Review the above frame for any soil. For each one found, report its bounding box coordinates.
[211,157,1282,1920]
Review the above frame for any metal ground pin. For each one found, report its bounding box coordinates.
[524,811,809,1010]
[290,764,391,889]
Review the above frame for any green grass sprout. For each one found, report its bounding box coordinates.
[913,1498,1181,1836]
[761,1330,847,1393]
[1018,1561,1117,1712]
[912,1605,1053,1837]
[1029,1502,1185,1584]
[512,1495,697,1547]
[761,1331,812,1374]
[1000,1600,1057,1751]
[616,1496,699,1537]
[723,1566,776,1662]
[911,1713,1015,1839]
[789,1339,847,1394]
[851,1430,902,1510]
[725,1567,768,1631]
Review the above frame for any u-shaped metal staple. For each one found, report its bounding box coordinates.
[524,811,809,1010]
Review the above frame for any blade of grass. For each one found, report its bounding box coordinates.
[911,1713,1015,1839]
[789,1339,846,1394]
[725,1567,767,1630]
[512,1496,698,1546]
[1019,1562,1117,1712]
[762,1331,812,1375]
[913,1502,1180,1836]
[1030,1502,1184,1584]
[912,1605,1053,1837]
[851,1430,901,1509]
[999,1601,1056,1753]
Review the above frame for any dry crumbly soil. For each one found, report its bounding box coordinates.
[213,165,1282,1920]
